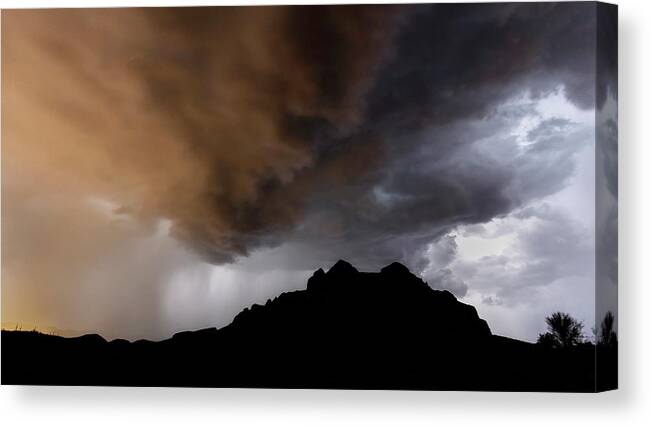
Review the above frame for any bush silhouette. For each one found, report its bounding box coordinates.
[537,312,584,348]
[536,331,559,348]
[598,311,617,347]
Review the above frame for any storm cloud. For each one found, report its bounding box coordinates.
[3,6,402,262]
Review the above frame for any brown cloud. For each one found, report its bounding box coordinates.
[2,6,399,262]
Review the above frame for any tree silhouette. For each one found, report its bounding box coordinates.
[598,311,617,347]
[537,312,584,348]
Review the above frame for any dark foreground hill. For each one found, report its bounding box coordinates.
[1,260,616,391]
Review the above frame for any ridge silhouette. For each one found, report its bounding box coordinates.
[1,260,615,391]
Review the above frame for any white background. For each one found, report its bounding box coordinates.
[1,0,649,425]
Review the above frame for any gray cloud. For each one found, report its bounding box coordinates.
[595,93,618,332]
[427,269,468,298]
[448,203,596,341]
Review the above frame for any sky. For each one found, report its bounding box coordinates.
[1,3,618,342]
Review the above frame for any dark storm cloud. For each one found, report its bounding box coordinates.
[367,2,597,132]
[284,93,592,276]
[127,6,405,262]
[592,1,617,331]
[595,93,618,330]
[259,2,600,274]
[597,2,618,109]
[4,3,599,273]
[3,6,402,264]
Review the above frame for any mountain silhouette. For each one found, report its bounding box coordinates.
[1,260,615,391]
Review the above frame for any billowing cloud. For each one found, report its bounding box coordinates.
[2,6,401,263]
[3,4,597,263]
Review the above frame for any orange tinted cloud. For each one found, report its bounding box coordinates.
[2,6,399,261]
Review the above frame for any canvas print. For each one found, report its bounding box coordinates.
[1,2,618,391]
